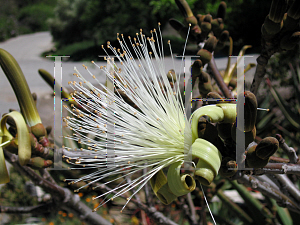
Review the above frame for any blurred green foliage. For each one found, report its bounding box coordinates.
[0,0,57,41]
[47,0,271,60]
[0,167,38,223]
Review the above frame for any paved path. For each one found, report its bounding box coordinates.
[0,32,106,117]
[0,31,258,124]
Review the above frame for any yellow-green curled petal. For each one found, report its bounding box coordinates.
[216,103,236,123]
[156,183,178,205]
[1,111,31,166]
[190,105,224,142]
[167,161,196,196]
[192,138,222,185]
[150,168,177,205]
[0,134,10,184]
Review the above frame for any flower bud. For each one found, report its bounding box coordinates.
[28,157,53,169]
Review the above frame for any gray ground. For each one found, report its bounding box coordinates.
[0,31,258,128]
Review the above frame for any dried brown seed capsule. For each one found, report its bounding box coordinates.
[199,82,213,98]
[203,14,212,23]
[255,137,279,160]
[206,92,228,105]
[197,14,205,23]
[206,91,222,99]
[244,91,257,132]
[269,0,287,23]
[280,32,300,50]
[287,0,300,20]
[167,69,176,83]
[211,19,219,29]
[264,15,283,35]
[231,123,256,148]
[261,24,275,41]
[217,1,227,20]
[191,59,202,88]
[219,157,237,177]
[197,49,212,65]
[283,14,298,31]
[200,21,211,33]
[246,145,269,168]
[185,16,198,26]
[46,126,52,135]
[198,71,212,97]
[219,30,230,43]
[217,122,233,140]
[228,78,237,90]
[197,117,219,145]
[203,36,217,52]
[191,59,202,76]
[199,71,209,83]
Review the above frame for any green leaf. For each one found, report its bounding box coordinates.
[268,81,300,129]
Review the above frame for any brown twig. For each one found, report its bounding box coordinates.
[275,134,299,164]
[269,156,290,163]
[39,168,56,184]
[4,150,112,225]
[250,55,269,96]
[252,163,300,175]
[187,193,197,224]
[274,174,300,202]
[0,202,54,214]
[208,56,232,98]
[96,182,179,225]
[238,175,300,213]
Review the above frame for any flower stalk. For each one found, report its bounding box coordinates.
[0,49,46,140]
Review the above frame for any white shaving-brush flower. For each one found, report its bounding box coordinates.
[63,25,229,213]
